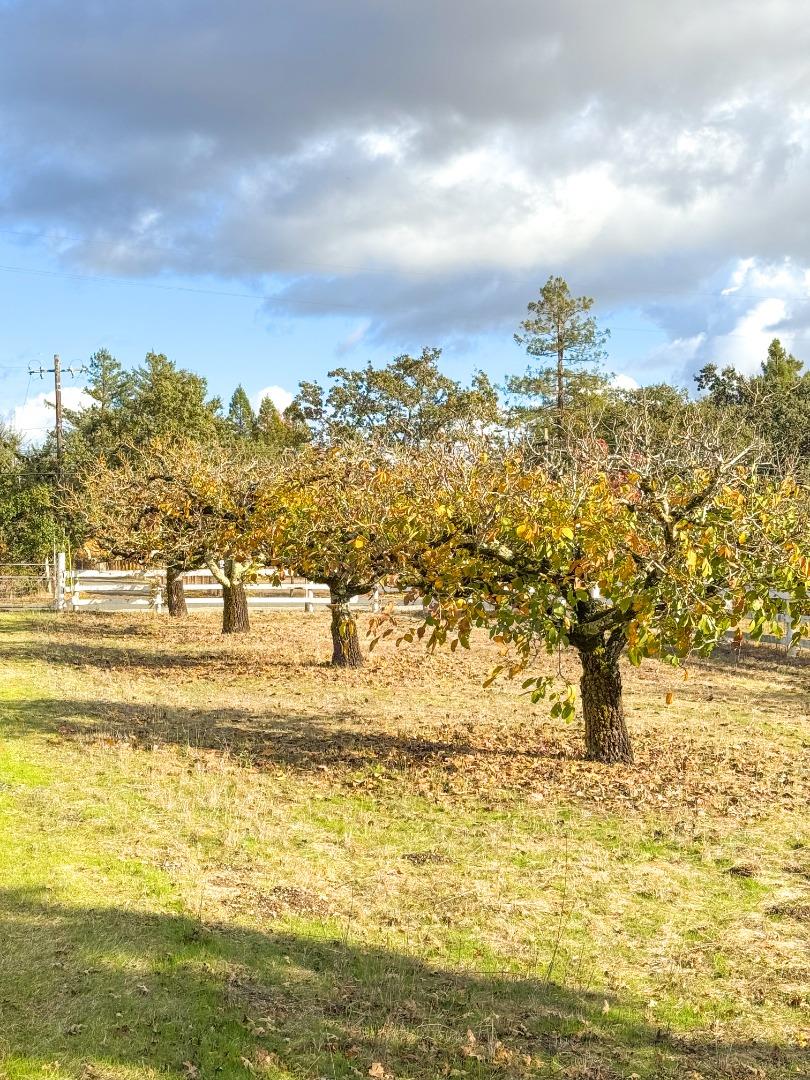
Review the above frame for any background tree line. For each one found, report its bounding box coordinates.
[2,276,809,765]
[4,274,809,570]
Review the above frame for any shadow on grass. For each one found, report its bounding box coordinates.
[0,611,160,640]
[0,637,319,675]
[0,887,801,1080]
[691,640,810,678]
[0,694,572,772]
[0,619,339,676]
[3,612,808,682]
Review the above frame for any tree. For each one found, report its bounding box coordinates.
[510,276,609,417]
[64,350,224,460]
[255,394,310,450]
[696,339,810,468]
[227,386,257,439]
[256,396,285,445]
[762,338,805,386]
[288,349,500,447]
[271,445,416,666]
[57,350,227,610]
[76,439,277,633]
[84,348,134,413]
[407,421,809,763]
[122,352,224,445]
[0,423,62,563]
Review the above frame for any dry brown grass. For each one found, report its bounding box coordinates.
[1,610,809,1080]
[26,609,810,820]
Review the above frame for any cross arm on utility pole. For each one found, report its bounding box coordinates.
[27,354,89,472]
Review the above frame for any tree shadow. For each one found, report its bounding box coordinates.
[0,887,801,1080]
[0,694,572,773]
[0,637,283,674]
[0,632,336,676]
[695,640,810,677]
[0,611,159,640]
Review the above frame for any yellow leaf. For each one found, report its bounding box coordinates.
[353,537,366,549]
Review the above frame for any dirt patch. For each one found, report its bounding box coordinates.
[402,851,450,866]
[767,901,810,921]
[253,885,332,919]
[725,863,758,878]
[202,872,333,921]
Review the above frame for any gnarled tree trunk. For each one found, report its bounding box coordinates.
[330,599,362,667]
[166,564,188,618]
[222,558,250,634]
[578,641,633,764]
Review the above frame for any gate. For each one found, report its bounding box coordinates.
[0,561,57,610]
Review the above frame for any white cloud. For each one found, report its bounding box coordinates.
[4,1,810,360]
[251,385,293,413]
[610,373,639,391]
[641,334,706,381]
[6,387,92,444]
[711,298,788,375]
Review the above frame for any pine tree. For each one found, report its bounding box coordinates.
[227,386,257,439]
[510,276,609,417]
[256,395,287,446]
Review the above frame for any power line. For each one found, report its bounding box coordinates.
[0,256,808,312]
[0,262,363,311]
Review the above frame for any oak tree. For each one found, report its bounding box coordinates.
[288,348,500,448]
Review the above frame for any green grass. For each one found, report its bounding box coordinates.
[0,610,808,1079]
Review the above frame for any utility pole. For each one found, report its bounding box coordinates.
[27,355,88,473]
[53,353,63,470]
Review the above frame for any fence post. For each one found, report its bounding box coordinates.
[783,604,793,652]
[55,552,66,613]
[372,584,382,613]
[304,583,314,614]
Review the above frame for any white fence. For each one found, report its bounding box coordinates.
[25,558,810,649]
[67,567,388,613]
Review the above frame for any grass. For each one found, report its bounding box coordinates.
[0,609,808,1080]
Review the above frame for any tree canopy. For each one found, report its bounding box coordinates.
[509,275,610,418]
[288,348,500,447]
[400,416,809,762]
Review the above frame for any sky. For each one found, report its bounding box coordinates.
[2,0,810,442]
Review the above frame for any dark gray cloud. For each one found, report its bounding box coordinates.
[1,0,810,356]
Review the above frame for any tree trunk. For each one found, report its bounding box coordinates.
[166,564,188,618]
[330,600,363,667]
[222,577,250,634]
[557,346,565,413]
[578,645,633,764]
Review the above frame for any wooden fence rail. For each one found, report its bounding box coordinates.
[67,568,389,613]
[59,565,810,648]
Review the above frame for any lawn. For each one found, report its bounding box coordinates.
[0,610,808,1080]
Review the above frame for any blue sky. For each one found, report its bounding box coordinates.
[0,228,670,441]
[2,2,808,442]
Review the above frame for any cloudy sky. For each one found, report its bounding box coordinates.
[2,0,809,439]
